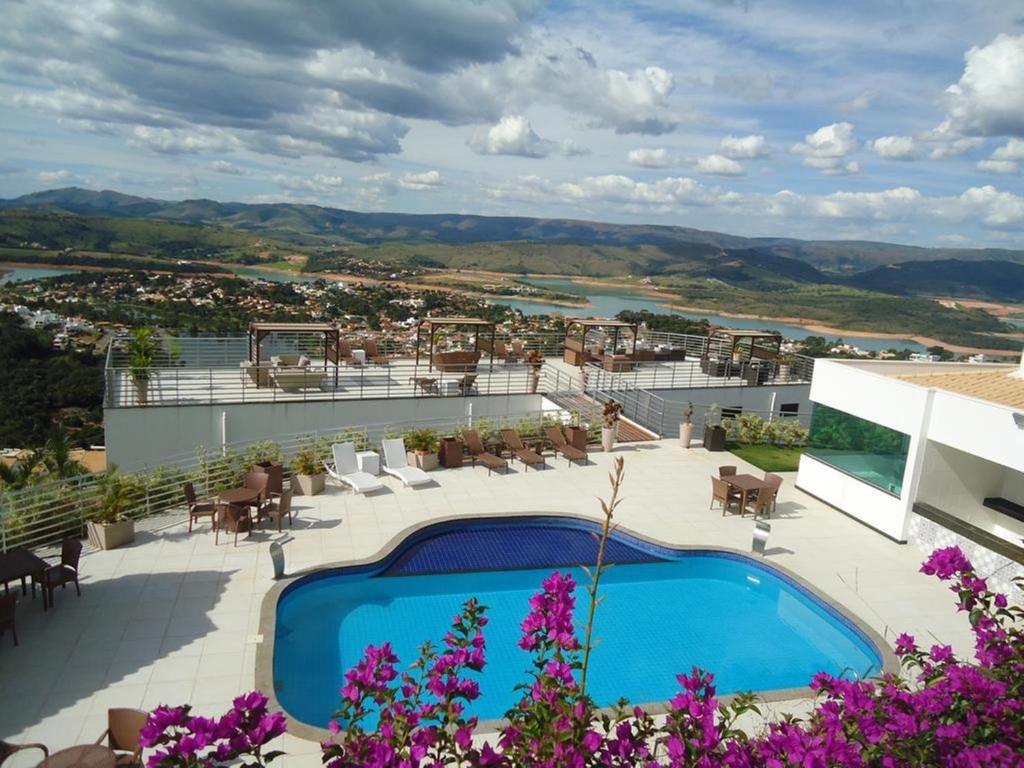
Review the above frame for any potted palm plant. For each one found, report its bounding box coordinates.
[680,401,694,448]
[85,468,138,550]
[127,327,157,405]
[601,401,622,452]
[290,440,325,496]
[405,428,440,471]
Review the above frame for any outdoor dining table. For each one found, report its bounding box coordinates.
[218,486,260,521]
[0,547,50,610]
[38,744,116,768]
[724,473,771,514]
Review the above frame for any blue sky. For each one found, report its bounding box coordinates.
[1,0,1022,248]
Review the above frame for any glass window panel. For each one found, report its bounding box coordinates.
[806,404,910,496]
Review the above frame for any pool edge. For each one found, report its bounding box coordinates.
[254,510,900,744]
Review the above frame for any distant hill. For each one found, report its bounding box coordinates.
[4,187,1023,274]
[847,259,1024,303]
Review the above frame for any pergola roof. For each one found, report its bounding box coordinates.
[710,328,782,339]
[415,317,495,327]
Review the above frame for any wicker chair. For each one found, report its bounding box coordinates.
[718,465,737,477]
[260,489,294,533]
[183,482,217,532]
[0,740,48,767]
[41,538,82,608]
[95,708,148,767]
[710,476,741,514]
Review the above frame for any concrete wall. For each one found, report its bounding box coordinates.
[926,390,1024,473]
[106,394,546,471]
[917,441,1024,545]
[796,360,932,541]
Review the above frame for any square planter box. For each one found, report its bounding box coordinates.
[292,472,325,496]
[566,426,589,452]
[87,519,135,550]
[408,451,439,471]
[703,425,727,452]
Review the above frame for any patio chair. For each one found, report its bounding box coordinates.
[364,339,390,366]
[494,341,523,363]
[216,505,251,547]
[456,374,477,396]
[718,465,737,477]
[462,430,508,475]
[243,471,272,516]
[544,426,587,467]
[183,482,217,532]
[382,439,432,487]
[260,489,294,533]
[759,473,784,515]
[0,740,48,767]
[411,377,439,396]
[0,594,16,647]
[95,708,148,767]
[499,429,545,471]
[324,442,384,494]
[710,476,742,515]
[745,487,776,520]
[39,538,82,608]
[337,341,360,366]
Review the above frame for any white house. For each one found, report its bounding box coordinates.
[797,355,1024,591]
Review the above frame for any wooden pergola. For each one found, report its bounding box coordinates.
[247,322,340,387]
[704,328,783,363]
[564,318,639,355]
[414,317,496,372]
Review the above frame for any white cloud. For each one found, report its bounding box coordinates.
[467,115,584,158]
[398,170,442,190]
[626,148,675,168]
[839,90,877,112]
[926,135,985,160]
[870,135,920,161]
[940,33,1024,137]
[272,174,345,192]
[977,138,1024,174]
[791,122,859,175]
[719,134,769,159]
[37,170,76,184]
[211,160,247,175]
[958,185,1024,227]
[696,154,744,176]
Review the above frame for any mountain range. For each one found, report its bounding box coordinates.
[3,187,1024,303]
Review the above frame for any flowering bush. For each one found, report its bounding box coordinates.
[139,691,286,768]
[322,546,1024,767]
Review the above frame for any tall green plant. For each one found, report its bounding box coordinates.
[127,327,158,383]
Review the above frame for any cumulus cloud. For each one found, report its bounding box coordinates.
[940,33,1024,138]
[839,90,877,112]
[626,148,676,168]
[977,138,1024,174]
[927,135,985,160]
[719,134,769,159]
[37,170,77,184]
[791,122,860,175]
[870,135,920,161]
[697,154,744,176]
[272,174,345,193]
[211,160,247,175]
[467,115,584,158]
[398,170,442,190]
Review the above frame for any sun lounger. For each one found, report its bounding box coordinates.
[462,430,508,475]
[499,429,545,471]
[324,442,384,494]
[381,439,432,487]
[544,426,587,466]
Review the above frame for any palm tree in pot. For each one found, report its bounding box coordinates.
[601,400,622,452]
[680,401,695,448]
[404,428,440,470]
[86,467,139,550]
[127,327,157,405]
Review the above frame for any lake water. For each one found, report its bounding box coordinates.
[0,265,82,284]
[228,266,318,283]
[502,277,926,351]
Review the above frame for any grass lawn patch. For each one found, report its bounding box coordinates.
[728,443,805,472]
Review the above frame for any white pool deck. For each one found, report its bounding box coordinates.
[1,440,978,766]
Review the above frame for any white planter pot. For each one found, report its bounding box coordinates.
[87,519,135,550]
[680,422,694,448]
[293,472,325,496]
[132,379,149,405]
[601,425,618,453]
[408,451,439,471]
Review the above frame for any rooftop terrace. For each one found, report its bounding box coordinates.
[0,441,976,763]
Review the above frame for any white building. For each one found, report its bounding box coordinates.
[797,355,1024,591]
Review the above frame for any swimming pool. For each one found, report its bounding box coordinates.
[270,516,886,728]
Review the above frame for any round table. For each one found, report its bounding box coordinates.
[218,487,259,506]
[39,745,116,768]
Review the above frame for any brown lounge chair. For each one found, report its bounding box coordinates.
[710,476,741,515]
[410,377,439,395]
[363,340,390,366]
[462,430,508,475]
[0,594,17,646]
[544,426,587,467]
[500,429,545,471]
[0,740,48,766]
[95,708,148,767]
[184,482,217,532]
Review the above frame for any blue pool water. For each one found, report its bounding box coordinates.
[273,518,882,727]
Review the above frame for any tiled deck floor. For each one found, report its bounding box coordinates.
[1,441,977,766]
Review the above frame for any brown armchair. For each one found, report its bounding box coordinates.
[184,482,217,532]
[95,708,148,767]
[216,505,252,547]
[260,489,294,533]
[710,476,741,514]
[0,740,48,767]
[41,538,82,608]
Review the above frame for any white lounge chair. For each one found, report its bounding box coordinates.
[381,438,431,487]
[323,442,384,494]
